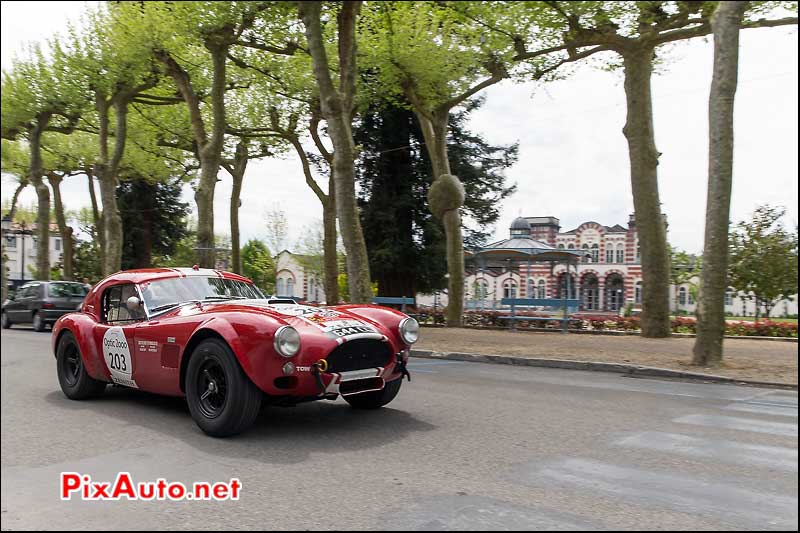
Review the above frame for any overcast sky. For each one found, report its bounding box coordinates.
[2,1,798,254]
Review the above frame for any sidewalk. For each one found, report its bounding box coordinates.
[416,327,798,385]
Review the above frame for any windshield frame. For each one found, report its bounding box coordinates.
[138,276,266,319]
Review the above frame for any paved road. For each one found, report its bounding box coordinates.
[1,327,797,530]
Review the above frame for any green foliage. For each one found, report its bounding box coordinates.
[729,205,799,318]
[73,238,102,283]
[118,176,191,269]
[356,99,517,296]
[241,239,276,293]
[155,233,198,268]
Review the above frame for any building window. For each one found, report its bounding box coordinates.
[503,280,517,299]
[635,281,643,304]
[526,278,534,297]
[636,242,641,262]
[276,278,285,296]
[4,235,15,249]
[605,247,614,263]
[557,243,565,250]
[616,244,625,264]
[567,244,575,250]
[725,288,734,306]
[688,291,695,305]
[286,278,295,296]
[581,244,590,263]
[678,287,687,306]
[537,279,546,298]
[476,280,488,299]
[55,238,61,251]
[591,244,599,263]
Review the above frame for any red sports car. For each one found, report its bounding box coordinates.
[52,267,418,437]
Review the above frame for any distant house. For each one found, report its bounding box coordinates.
[274,250,326,303]
[2,221,64,288]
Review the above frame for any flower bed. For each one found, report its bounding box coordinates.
[414,309,798,338]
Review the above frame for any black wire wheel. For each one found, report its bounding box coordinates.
[185,338,262,437]
[56,331,106,400]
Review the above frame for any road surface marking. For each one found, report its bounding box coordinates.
[674,414,798,437]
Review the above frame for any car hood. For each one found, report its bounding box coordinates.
[203,300,389,341]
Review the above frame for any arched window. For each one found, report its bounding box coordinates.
[527,278,534,297]
[557,243,565,250]
[537,279,546,298]
[581,244,590,263]
[605,247,614,263]
[567,243,575,250]
[286,278,295,297]
[635,280,643,304]
[591,243,599,263]
[725,288,734,306]
[616,243,625,264]
[688,290,695,305]
[678,286,687,306]
[276,278,285,296]
[503,280,517,299]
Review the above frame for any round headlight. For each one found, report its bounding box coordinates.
[399,317,420,345]
[274,326,300,357]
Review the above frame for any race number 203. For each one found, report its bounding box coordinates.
[102,327,137,388]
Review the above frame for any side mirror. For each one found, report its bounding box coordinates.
[126,296,142,312]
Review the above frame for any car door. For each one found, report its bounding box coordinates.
[93,283,145,389]
[4,284,25,321]
[16,284,38,323]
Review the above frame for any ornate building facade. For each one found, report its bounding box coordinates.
[463,216,643,312]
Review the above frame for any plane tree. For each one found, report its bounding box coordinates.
[453,0,798,336]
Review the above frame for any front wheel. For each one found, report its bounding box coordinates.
[185,338,262,437]
[344,377,402,409]
[57,331,106,399]
[1,312,11,329]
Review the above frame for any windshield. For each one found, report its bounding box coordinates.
[140,277,266,313]
[48,282,88,298]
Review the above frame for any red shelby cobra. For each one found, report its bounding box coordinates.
[52,267,418,437]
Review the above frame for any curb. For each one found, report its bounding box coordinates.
[409,349,798,391]
[419,324,798,342]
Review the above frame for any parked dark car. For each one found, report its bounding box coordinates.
[2,281,88,332]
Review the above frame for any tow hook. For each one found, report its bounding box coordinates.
[397,353,411,382]
[310,359,328,394]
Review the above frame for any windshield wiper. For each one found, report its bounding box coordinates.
[149,300,200,314]
[203,295,247,301]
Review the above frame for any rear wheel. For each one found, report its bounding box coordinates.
[185,338,262,437]
[57,331,106,399]
[344,377,402,410]
[32,312,46,332]
[1,312,10,329]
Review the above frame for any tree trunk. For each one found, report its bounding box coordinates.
[47,173,74,280]
[29,116,51,280]
[230,168,244,274]
[300,1,372,303]
[693,1,747,366]
[322,192,340,304]
[94,95,128,275]
[415,110,466,327]
[86,171,106,272]
[621,47,671,337]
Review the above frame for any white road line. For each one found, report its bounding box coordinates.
[675,414,798,437]
[616,431,798,472]
[533,458,798,530]
[725,402,798,418]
